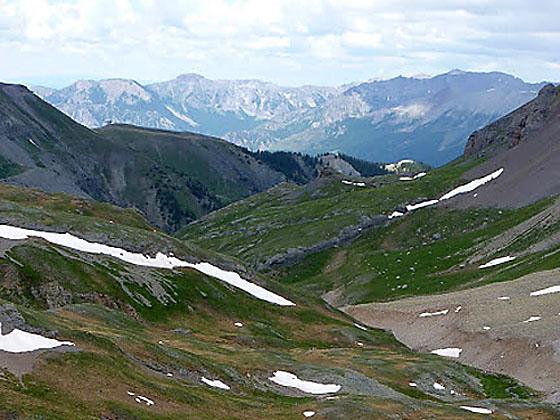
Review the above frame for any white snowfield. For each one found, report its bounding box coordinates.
[0,225,295,307]
[460,406,493,414]
[0,322,74,353]
[431,347,462,358]
[341,180,366,187]
[389,168,504,219]
[439,168,504,201]
[419,309,449,318]
[268,371,341,394]
[530,285,560,297]
[201,377,231,390]
[479,256,516,269]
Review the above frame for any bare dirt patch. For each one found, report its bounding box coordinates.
[343,268,560,402]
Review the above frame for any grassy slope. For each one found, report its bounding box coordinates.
[279,200,560,305]
[0,185,554,418]
[180,159,478,267]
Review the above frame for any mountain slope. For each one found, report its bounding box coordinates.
[2,183,551,418]
[452,84,560,208]
[246,71,546,165]
[36,71,547,166]
[179,85,560,401]
[36,74,338,138]
[0,83,317,232]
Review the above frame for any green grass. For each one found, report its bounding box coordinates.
[278,198,557,305]
[180,158,480,266]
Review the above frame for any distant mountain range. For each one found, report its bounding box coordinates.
[34,71,547,165]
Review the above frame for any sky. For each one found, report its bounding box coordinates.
[0,0,558,88]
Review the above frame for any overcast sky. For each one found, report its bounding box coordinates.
[1,0,558,88]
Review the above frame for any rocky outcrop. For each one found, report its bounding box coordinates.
[464,84,559,157]
[258,215,387,270]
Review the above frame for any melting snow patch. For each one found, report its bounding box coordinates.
[388,211,404,219]
[135,395,154,406]
[454,306,462,313]
[401,172,427,181]
[201,377,231,390]
[460,406,493,414]
[353,323,368,331]
[523,316,541,323]
[0,225,295,306]
[303,411,316,418]
[269,371,341,394]
[341,180,366,187]
[419,309,449,318]
[406,200,439,212]
[433,382,445,390]
[479,256,516,269]
[440,168,503,201]
[0,322,74,353]
[530,285,560,297]
[431,348,462,358]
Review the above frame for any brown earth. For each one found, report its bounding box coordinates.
[343,268,560,402]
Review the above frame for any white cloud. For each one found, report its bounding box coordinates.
[0,0,558,87]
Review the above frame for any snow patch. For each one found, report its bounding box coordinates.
[135,395,155,406]
[406,200,439,212]
[341,180,366,187]
[460,406,493,414]
[268,371,341,394]
[201,377,231,390]
[479,256,516,269]
[388,211,404,219]
[530,285,560,297]
[0,225,295,307]
[523,316,541,323]
[419,309,449,318]
[0,322,74,353]
[433,382,445,390]
[440,168,503,201]
[431,347,462,358]
[400,172,427,181]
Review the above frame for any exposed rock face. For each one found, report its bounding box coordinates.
[447,83,560,209]
[0,304,44,335]
[464,84,559,157]
[318,154,361,177]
